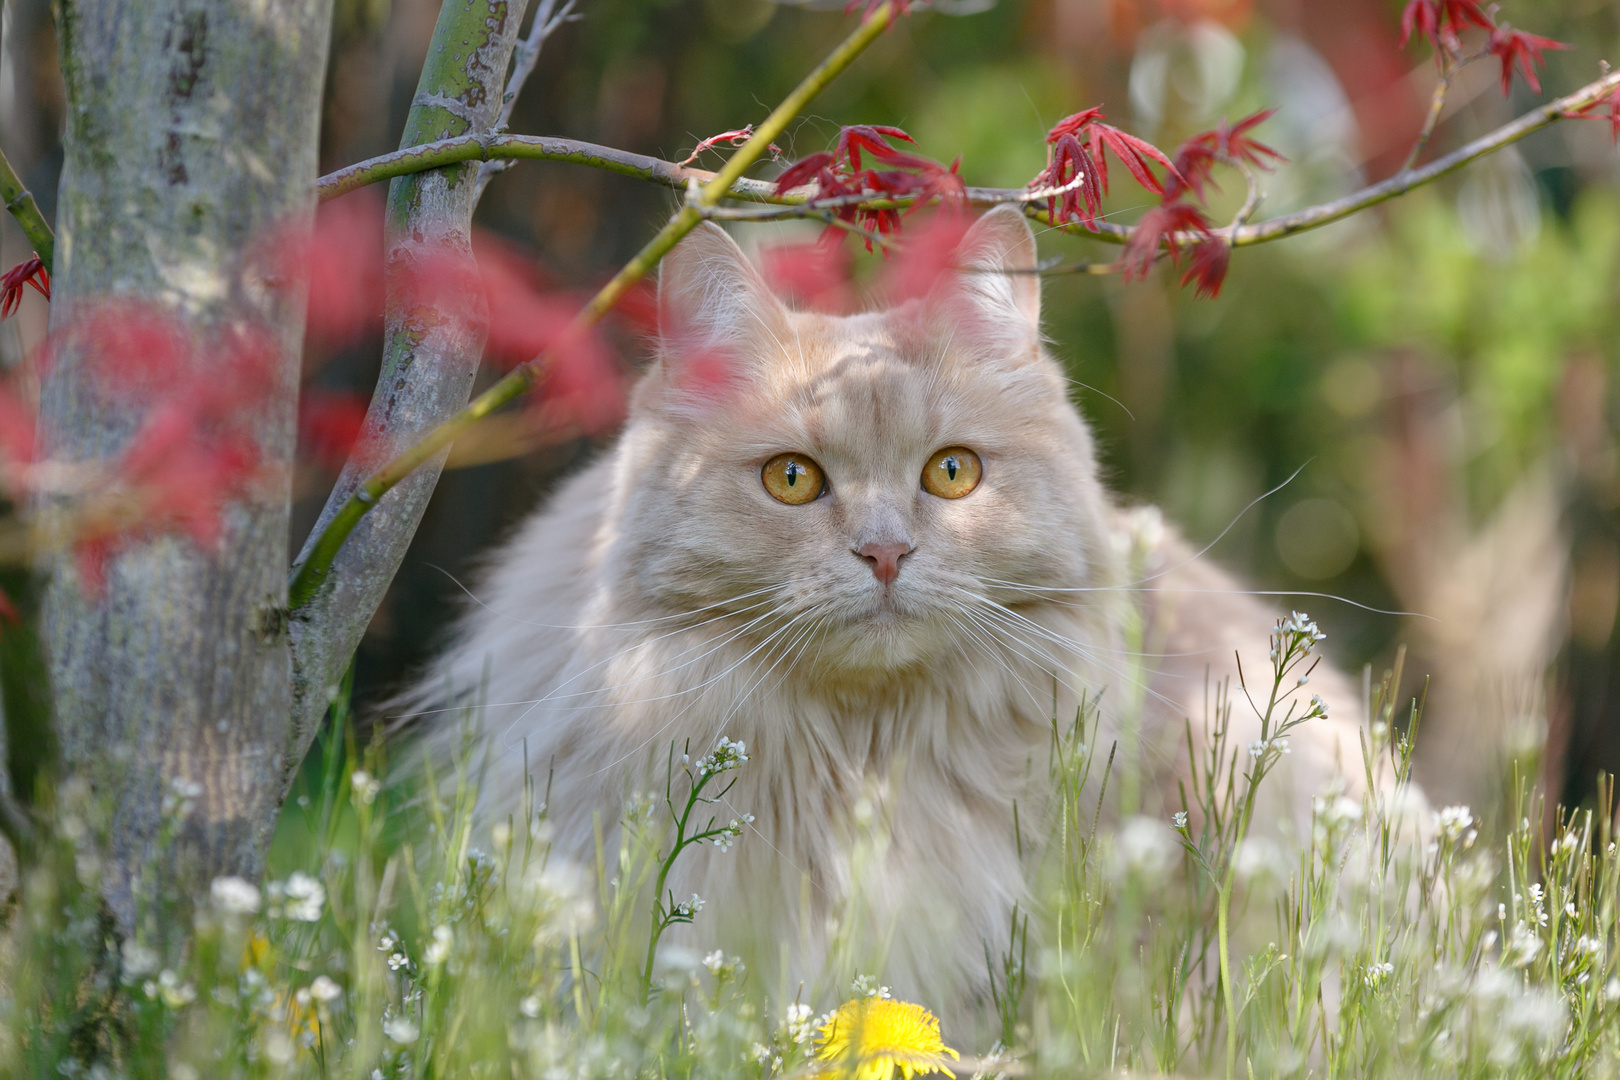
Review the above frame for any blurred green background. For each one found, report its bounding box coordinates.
[9,0,1617,818]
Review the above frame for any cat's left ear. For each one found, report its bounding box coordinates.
[950,205,1041,332]
[658,221,787,347]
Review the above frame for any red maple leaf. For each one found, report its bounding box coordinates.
[1166,110,1285,203]
[0,255,49,319]
[1487,26,1571,96]
[1121,202,1213,281]
[774,125,962,250]
[1036,108,1179,204]
[1400,0,1492,50]
[1030,133,1102,227]
[1180,238,1232,299]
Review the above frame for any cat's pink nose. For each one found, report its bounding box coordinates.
[857,542,913,587]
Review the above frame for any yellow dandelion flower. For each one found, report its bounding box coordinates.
[814,998,960,1080]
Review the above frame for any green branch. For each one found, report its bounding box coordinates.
[288,2,898,610]
[0,143,53,271]
[317,66,1620,255]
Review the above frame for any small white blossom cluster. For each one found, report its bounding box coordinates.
[1363,961,1394,988]
[1435,805,1477,846]
[423,924,454,966]
[1274,611,1326,656]
[1248,737,1291,758]
[851,973,892,999]
[382,1014,419,1045]
[161,777,204,818]
[295,975,342,1008]
[350,769,382,805]
[672,893,705,920]
[266,871,326,922]
[711,813,755,852]
[210,875,261,916]
[144,968,197,1008]
[1526,883,1549,928]
[1112,816,1178,883]
[783,1002,815,1045]
[1172,811,1189,830]
[698,736,749,776]
[377,927,413,972]
[701,949,743,977]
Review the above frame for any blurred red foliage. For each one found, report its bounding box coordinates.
[762,240,856,313]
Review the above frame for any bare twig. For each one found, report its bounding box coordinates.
[474,0,580,201]
[1228,160,1262,229]
[1400,46,1485,173]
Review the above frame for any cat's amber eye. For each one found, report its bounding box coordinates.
[921,447,982,499]
[762,453,826,505]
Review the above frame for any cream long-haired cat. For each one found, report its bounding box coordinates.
[411,206,1372,1018]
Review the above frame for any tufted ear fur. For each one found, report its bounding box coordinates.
[949,204,1041,332]
[658,222,788,348]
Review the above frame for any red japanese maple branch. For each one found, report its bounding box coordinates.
[316,67,1620,258]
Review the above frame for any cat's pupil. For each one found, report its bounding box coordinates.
[943,456,959,481]
[786,462,801,486]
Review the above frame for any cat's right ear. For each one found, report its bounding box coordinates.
[658,222,786,351]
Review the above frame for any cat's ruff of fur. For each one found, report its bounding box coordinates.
[407,206,1378,1023]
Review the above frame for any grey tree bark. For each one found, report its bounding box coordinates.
[38,0,333,932]
[286,0,529,790]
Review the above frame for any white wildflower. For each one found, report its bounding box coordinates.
[851,973,892,999]
[281,871,326,922]
[520,994,542,1019]
[308,975,342,1003]
[1506,923,1543,967]
[350,769,382,805]
[210,876,261,916]
[1435,805,1474,843]
[120,940,160,981]
[1172,811,1189,830]
[697,736,749,776]
[423,924,453,966]
[383,1016,419,1045]
[263,1030,295,1066]
[156,969,196,1008]
[784,1002,814,1045]
[1111,816,1178,883]
[703,950,726,975]
[1363,961,1394,988]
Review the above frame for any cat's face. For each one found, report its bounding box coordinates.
[608,208,1115,678]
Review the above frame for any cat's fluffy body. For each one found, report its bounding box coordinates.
[411,208,1369,1018]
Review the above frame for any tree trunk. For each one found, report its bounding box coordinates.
[287,0,528,786]
[39,0,332,933]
